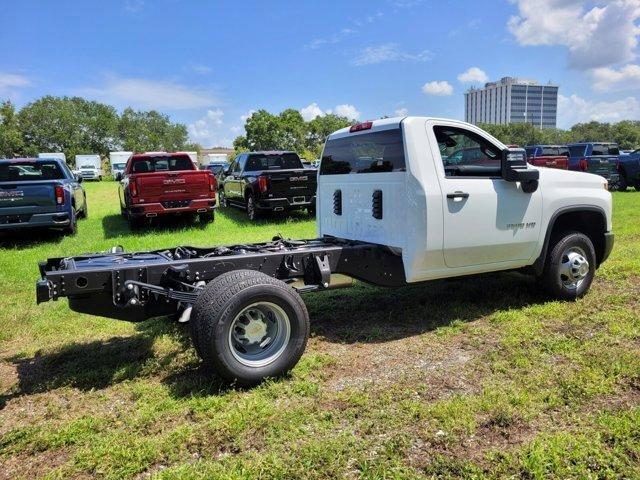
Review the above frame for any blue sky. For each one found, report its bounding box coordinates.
[1,0,639,147]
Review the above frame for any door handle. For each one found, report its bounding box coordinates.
[447,191,469,199]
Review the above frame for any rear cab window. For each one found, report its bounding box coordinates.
[320,128,406,175]
[130,155,195,174]
[569,145,586,157]
[591,144,620,156]
[0,161,66,182]
[245,153,303,171]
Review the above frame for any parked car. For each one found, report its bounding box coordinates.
[524,145,569,170]
[617,148,640,191]
[219,151,317,220]
[205,161,229,178]
[109,151,132,180]
[37,116,614,386]
[0,157,87,235]
[75,154,103,181]
[118,152,217,227]
[567,143,620,186]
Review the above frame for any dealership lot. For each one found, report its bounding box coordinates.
[0,181,638,478]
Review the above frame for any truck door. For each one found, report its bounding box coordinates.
[428,122,543,269]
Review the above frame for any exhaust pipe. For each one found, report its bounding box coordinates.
[274,207,284,212]
[145,213,157,218]
[197,208,207,213]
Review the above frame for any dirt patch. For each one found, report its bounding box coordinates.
[0,448,72,480]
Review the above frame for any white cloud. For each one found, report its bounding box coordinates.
[188,64,213,74]
[298,103,361,120]
[188,109,231,147]
[0,73,31,90]
[457,67,489,83]
[558,93,640,127]
[422,81,453,96]
[300,102,325,121]
[124,0,144,13]
[307,28,356,49]
[508,0,640,70]
[352,43,432,66]
[395,107,409,116]
[592,64,640,91]
[240,109,256,123]
[332,104,361,120]
[80,76,217,110]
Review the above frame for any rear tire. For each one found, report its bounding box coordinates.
[199,210,215,223]
[191,270,310,386]
[308,205,316,216]
[64,209,78,236]
[541,230,596,300]
[618,173,628,191]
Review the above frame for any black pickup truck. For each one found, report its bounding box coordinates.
[219,151,317,220]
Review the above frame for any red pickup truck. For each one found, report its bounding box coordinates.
[118,152,216,227]
[524,145,569,170]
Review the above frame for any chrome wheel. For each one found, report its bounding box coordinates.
[559,246,590,289]
[218,190,227,207]
[228,302,291,367]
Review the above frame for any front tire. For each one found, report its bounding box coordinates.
[218,189,227,208]
[246,194,259,221]
[542,231,596,300]
[191,270,310,386]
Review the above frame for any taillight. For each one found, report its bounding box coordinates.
[258,175,269,193]
[55,185,65,205]
[129,180,138,197]
[579,158,588,171]
[208,173,217,192]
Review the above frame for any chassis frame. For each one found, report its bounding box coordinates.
[36,236,406,322]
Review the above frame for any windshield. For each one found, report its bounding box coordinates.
[130,155,194,173]
[320,129,406,175]
[113,163,125,171]
[245,153,303,171]
[591,144,620,156]
[0,161,66,182]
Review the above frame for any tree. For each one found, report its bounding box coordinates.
[236,109,352,157]
[0,101,24,157]
[118,108,189,152]
[18,96,118,161]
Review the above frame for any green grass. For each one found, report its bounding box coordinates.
[0,182,638,479]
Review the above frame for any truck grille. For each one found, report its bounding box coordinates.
[0,213,32,225]
[161,200,192,209]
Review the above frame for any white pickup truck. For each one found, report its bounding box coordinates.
[36,116,613,385]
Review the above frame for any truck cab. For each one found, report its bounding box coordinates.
[318,117,612,283]
[75,154,103,181]
[524,145,569,170]
[567,142,620,186]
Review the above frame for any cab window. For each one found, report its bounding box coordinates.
[433,126,501,177]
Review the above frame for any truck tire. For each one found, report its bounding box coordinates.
[64,209,78,236]
[199,210,215,223]
[542,230,596,300]
[218,189,227,208]
[618,172,628,191]
[246,194,260,221]
[78,196,88,219]
[191,270,310,386]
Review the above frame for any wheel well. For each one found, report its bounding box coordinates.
[548,210,607,265]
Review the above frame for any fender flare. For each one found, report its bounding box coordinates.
[532,204,607,276]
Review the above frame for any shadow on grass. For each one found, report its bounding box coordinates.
[1,271,545,404]
[101,213,210,239]
[0,228,66,248]
[218,204,314,228]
